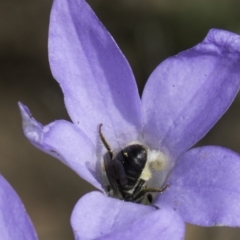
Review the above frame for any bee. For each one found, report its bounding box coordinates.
[99,124,168,203]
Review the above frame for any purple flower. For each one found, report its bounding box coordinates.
[19,0,240,238]
[0,175,38,240]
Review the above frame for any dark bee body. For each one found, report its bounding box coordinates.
[104,144,147,202]
[99,124,168,203]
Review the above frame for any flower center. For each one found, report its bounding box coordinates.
[99,124,169,204]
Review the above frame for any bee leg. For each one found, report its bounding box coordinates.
[147,194,153,204]
[132,183,169,202]
[144,184,169,194]
[132,179,146,196]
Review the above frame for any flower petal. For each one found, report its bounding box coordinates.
[19,102,102,190]
[0,175,37,240]
[71,191,185,240]
[142,29,240,159]
[155,146,240,227]
[49,0,142,149]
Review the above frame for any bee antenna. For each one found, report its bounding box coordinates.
[99,124,113,156]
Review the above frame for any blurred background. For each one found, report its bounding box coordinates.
[1,0,240,239]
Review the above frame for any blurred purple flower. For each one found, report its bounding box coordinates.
[0,175,38,240]
[19,0,240,238]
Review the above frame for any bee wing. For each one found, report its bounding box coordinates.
[103,152,127,199]
[104,152,118,190]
